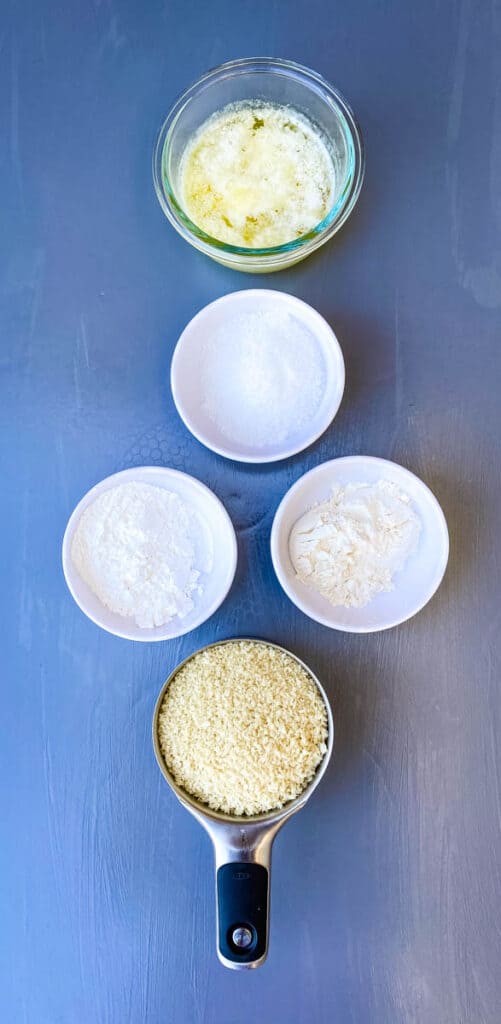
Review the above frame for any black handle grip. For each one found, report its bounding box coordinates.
[217,862,269,965]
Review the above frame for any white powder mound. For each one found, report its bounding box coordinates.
[71,482,209,628]
[202,309,325,449]
[290,480,421,608]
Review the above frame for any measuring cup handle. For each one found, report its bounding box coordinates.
[216,861,269,967]
[199,815,284,968]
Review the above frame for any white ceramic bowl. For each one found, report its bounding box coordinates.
[171,289,345,463]
[62,466,237,642]
[271,456,449,633]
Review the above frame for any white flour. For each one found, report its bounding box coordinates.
[202,309,325,449]
[289,480,421,608]
[71,482,208,628]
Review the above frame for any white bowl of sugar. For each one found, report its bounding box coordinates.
[170,290,345,464]
[62,466,237,641]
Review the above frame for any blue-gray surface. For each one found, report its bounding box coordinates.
[2,1,501,1021]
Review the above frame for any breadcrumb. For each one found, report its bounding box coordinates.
[157,640,328,816]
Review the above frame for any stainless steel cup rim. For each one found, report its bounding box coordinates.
[152,636,334,827]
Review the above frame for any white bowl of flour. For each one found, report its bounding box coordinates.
[62,467,237,641]
[271,456,449,633]
[171,290,345,464]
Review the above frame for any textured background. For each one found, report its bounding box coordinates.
[2,1,501,1021]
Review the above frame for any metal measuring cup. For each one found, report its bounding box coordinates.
[152,638,334,970]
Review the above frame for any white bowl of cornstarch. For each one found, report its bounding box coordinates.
[271,456,449,633]
[62,467,237,641]
[170,290,345,464]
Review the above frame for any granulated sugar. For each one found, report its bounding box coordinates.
[71,482,208,628]
[201,309,325,449]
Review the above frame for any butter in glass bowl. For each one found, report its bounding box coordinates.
[153,58,364,273]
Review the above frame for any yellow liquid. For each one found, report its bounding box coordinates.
[180,102,335,248]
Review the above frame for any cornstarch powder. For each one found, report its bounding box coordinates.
[71,482,209,628]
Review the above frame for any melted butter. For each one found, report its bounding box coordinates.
[180,102,335,248]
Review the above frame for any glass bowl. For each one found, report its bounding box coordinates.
[153,58,365,273]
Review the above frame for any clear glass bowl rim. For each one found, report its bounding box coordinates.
[152,57,365,261]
